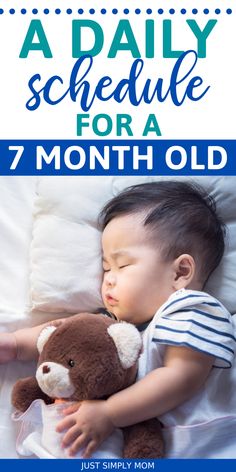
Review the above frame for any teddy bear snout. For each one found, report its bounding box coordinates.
[36,361,76,399]
[42,365,50,374]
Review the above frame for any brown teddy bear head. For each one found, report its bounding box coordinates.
[35,313,142,402]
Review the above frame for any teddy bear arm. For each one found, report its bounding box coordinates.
[122,418,164,459]
[12,376,53,412]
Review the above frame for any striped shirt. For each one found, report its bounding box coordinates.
[152,289,235,368]
[137,289,236,457]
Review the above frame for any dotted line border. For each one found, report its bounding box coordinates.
[0,8,233,16]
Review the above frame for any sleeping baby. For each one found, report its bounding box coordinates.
[1,180,236,458]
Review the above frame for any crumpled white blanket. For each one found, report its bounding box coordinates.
[13,399,236,459]
[163,415,236,458]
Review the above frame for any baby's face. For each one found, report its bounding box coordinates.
[101,213,175,325]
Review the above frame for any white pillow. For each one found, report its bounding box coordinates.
[30,176,236,315]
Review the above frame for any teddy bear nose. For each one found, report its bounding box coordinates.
[42,365,50,374]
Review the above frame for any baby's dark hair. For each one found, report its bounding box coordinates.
[99,180,226,284]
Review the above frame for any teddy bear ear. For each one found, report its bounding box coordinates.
[37,326,57,354]
[107,322,142,369]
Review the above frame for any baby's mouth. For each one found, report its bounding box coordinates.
[106,294,118,306]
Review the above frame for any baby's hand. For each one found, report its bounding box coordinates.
[0,318,68,364]
[56,400,115,458]
[0,332,17,364]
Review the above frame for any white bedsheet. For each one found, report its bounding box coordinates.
[0,177,53,458]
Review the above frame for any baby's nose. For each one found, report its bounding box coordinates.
[42,365,50,374]
[106,273,116,286]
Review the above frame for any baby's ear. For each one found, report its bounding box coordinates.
[173,254,196,289]
[107,322,142,369]
[37,326,57,353]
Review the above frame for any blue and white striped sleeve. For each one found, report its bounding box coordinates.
[152,295,235,368]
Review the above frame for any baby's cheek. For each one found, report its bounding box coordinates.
[101,282,106,302]
[121,290,137,310]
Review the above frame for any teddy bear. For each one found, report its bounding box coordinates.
[12,313,164,459]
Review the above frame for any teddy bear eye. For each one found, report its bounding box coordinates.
[68,359,75,367]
